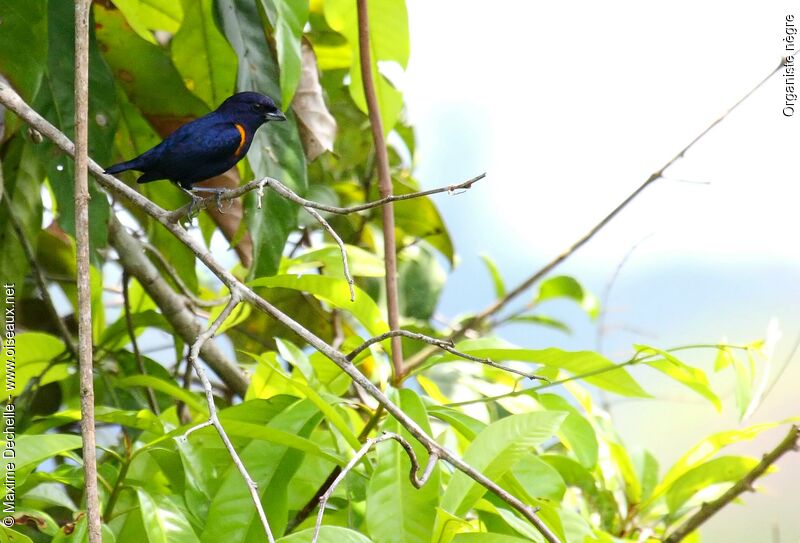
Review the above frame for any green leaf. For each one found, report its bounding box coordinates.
[117,375,206,413]
[137,489,201,543]
[534,276,599,319]
[665,456,759,513]
[247,351,361,453]
[0,527,34,543]
[216,0,308,277]
[249,274,388,336]
[511,454,566,501]
[94,4,208,118]
[99,309,170,351]
[398,244,445,320]
[282,244,386,278]
[646,421,785,509]
[732,351,755,420]
[366,389,440,543]
[636,346,721,411]
[276,526,374,543]
[260,0,309,107]
[112,0,183,42]
[0,0,47,102]
[172,0,237,108]
[479,254,506,299]
[1,332,67,396]
[537,394,598,468]
[0,434,83,484]
[39,0,117,254]
[202,400,322,541]
[324,0,409,133]
[430,342,649,398]
[392,179,454,266]
[439,411,566,518]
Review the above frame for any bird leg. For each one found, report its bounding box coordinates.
[179,186,206,219]
[189,187,232,214]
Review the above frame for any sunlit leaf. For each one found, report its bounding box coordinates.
[479,254,506,299]
[665,456,760,513]
[260,0,309,107]
[111,0,183,42]
[276,526,374,543]
[636,346,722,411]
[537,394,598,469]
[534,275,599,319]
[439,411,566,518]
[138,489,201,543]
[118,375,206,413]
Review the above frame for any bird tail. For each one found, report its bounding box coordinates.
[104,159,138,176]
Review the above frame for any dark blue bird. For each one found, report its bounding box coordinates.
[105,92,286,191]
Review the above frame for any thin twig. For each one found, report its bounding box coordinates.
[73,1,102,541]
[346,329,548,381]
[303,206,355,301]
[164,174,485,222]
[401,59,786,377]
[312,431,438,543]
[179,290,276,543]
[1,83,559,542]
[121,271,160,414]
[663,425,799,543]
[3,198,78,360]
[356,0,403,382]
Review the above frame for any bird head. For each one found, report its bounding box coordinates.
[217,92,287,125]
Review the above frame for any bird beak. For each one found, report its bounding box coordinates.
[266,110,287,121]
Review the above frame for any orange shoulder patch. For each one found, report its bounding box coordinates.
[233,123,247,156]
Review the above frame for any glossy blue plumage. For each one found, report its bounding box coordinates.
[105,92,285,189]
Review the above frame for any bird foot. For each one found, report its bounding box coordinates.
[189,187,233,214]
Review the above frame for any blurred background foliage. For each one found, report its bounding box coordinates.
[0,1,794,542]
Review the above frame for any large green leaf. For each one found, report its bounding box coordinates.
[249,274,389,336]
[398,244,445,320]
[137,489,201,543]
[172,0,237,108]
[324,0,408,133]
[636,346,721,411]
[39,0,118,253]
[1,332,67,396]
[260,0,309,107]
[429,342,649,398]
[537,394,598,469]
[392,179,454,266]
[0,0,47,102]
[0,434,83,488]
[216,0,308,277]
[366,389,440,543]
[202,400,322,542]
[665,456,759,513]
[510,454,566,502]
[439,411,566,518]
[453,535,530,543]
[117,375,206,413]
[94,5,208,118]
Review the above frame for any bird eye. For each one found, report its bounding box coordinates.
[251,103,264,112]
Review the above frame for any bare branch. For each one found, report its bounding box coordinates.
[0,82,559,542]
[180,290,276,543]
[303,206,355,301]
[663,425,799,543]
[165,174,485,221]
[356,0,403,381]
[347,329,548,381]
[312,432,439,543]
[402,59,786,376]
[73,1,101,541]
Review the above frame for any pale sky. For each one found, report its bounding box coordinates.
[404,2,800,541]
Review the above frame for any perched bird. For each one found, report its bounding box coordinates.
[105,92,286,204]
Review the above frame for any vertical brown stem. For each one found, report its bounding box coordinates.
[356,0,404,382]
[74,1,102,541]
